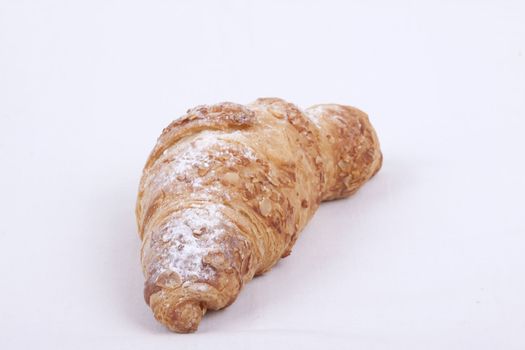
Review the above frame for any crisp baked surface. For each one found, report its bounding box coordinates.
[136,98,382,332]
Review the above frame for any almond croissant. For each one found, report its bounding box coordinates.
[136,98,382,333]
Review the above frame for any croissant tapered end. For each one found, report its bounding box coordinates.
[149,290,207,333]
[305,104,383,200]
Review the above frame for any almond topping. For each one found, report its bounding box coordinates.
[203,252,228,270]
[268,108,284,119]
[192,227,206,236]
[221,172,240,185]
[156,271,181,289]
[197,167,209,176]
[344,174,353,188]
[259,197,272,216]
[338,160,351,171]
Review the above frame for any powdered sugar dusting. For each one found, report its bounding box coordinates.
[145,131,256,287]
[168,205,225,280]
[158,135,216,187]
[304,106,325,128]
[147,131,256,198]
[150,204,228,282]
[143,130,258,285]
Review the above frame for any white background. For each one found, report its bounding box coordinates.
[1,0,524,349]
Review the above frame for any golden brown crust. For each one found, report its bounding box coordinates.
[305,104,383,200]
[136,98,382,333]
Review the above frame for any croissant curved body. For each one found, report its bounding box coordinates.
[136,98,382,332]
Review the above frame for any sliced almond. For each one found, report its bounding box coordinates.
[192,227,206,236]
[221,172,240,185]
[338,160,351,171]
[259,197,272,217]
[156,271,182,289]
[245,182,255,194]
[268,108,284,119]
[344,174,354,188]
[203,252,228,270]
[197,167,209,176]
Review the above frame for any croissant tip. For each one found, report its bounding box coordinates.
[165,300,206,333]
[149,292,207,333]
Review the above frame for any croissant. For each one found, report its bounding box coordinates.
[136,98,382,333]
